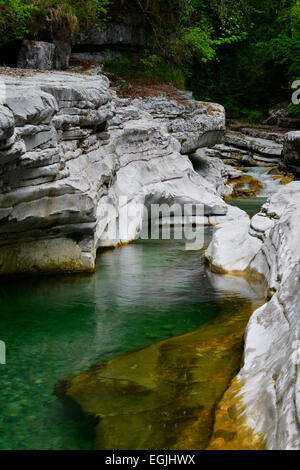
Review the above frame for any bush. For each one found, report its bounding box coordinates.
[0,0,36,44]
[242,109,264,124]
[104,51,186,89]
[287,103,300,119]
[0,0,111,46]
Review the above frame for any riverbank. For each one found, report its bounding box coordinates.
[206,182,300,449]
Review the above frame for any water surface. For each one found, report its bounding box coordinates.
[0,228,261,450]
[0,190,268,450]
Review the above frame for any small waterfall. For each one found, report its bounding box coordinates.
[246,167,282,197]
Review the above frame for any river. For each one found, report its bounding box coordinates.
[0,171,274,450]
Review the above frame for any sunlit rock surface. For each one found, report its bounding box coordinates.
[0,71,233,275]
[207,182,300,450]
[206,217,262,274]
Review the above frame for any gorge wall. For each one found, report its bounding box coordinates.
[206,182,300,449]
[0,70,241,276]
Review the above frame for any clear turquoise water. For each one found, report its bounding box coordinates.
[0,224,262,450]
[226,197,267,218]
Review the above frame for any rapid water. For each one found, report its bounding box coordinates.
[227,166,282,217]
[0,227,264,450]
[246,167,283,197]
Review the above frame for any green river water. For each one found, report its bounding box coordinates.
[0,200,265,450]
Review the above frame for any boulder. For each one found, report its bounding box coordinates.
[53,41,72,70]
[0,105,15,142]
[17,40,55,70]
[206,217,262,274]
[264,103,288,126]
[282,131,300,174]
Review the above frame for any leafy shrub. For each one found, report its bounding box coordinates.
[242,109,264,123]
[104,51,186,89]
[287,103,300,118]
[0,0,111,45]
[0,0,36,44]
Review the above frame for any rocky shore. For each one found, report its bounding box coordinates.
[206,182,300,449]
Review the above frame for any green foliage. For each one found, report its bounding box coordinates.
[130,0,250,65]
[287,103,300,118]
[186,0,300,116]
[242,109,264,123]
[267,0,300,77]
[171,27,216,64]
[104,51,186,89]
[0,0,37,44]
[0,0,299,120]
[0,0,111,45]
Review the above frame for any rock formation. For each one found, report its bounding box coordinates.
[206,130,284,167]
[17,41,56,70]
[282,131,300,175]
[0,70,242,276]
[206,182,300,449]
[17,40,72,71]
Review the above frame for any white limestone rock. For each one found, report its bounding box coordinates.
[131,94,225,154]
[0,71,231,275]
[0,105,15,142]
[225,131,283,158]
[207,130,284,167]
[190,149,243,197]
[207,182,300,449]
[206,216,262,274]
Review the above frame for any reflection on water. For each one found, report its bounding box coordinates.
[57,294,265,450]
[0,228,265,449]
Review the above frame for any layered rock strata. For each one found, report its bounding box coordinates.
[0,71,239,276]
[206,130,283,167]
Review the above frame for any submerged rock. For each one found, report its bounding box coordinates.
[55,297,262,450]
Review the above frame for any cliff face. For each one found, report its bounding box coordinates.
[0,71,237,276]
[282,131,300,175]
[206,182,300,449]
